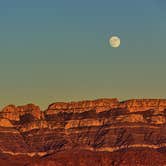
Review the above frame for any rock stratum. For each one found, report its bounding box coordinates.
[0,98,166,165]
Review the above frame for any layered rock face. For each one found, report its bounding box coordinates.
[0,98,166,166]
[0,104,42,121]
[47,98,166,114]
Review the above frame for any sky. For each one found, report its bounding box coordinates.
[0,0,166,109]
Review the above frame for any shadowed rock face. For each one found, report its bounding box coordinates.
[0,104,42,121]
[0,98,166,166]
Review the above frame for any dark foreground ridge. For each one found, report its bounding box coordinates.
[0,98,166,165]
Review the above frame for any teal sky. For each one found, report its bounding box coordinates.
[0,0,166,109]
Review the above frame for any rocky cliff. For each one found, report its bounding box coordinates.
[0,98,166,166]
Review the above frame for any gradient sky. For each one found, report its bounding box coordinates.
[0,0,166,109]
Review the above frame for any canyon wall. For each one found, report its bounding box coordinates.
[0,98,166,165]
[46,98,166,114]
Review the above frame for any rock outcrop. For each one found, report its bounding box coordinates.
[46,98,166,114]
[0,98,166,166]
[46,98,119,114]
[0,104,42,121]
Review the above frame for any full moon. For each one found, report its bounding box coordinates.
[109,36,121,48]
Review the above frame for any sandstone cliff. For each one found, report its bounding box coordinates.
[0,98,166,166]
[46,98,166,114]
